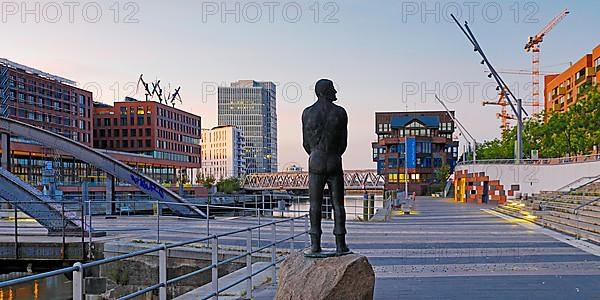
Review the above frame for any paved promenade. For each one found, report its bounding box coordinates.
[254,197,600,300]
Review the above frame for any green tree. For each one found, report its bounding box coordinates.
[216,177,241,194]
[196,173,215,189]
[475,85,600,159]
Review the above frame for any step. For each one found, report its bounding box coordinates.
[531,195,600,205]
[547,210,600,226]
[535,202,600,214]
[541,214,600,235]
[539,218,600,244]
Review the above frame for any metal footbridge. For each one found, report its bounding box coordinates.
[0,167,85,235]
[242,169,385,191]
[0,117,206,219]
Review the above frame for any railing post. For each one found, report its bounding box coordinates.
[156,200,160,243]
[290,218,295,251]
[304,215,308,249]
[271,222,276,284]
[245,229,252,299]
[14,205,18,259]
[159,245,167,300]
[206,203,210,235]
[212,237,218,299]
[61,202,66,260]
[72,262,83,300]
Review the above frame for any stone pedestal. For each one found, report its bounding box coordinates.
[275,251,375,300]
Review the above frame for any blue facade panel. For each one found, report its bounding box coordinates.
[406,137,416,168]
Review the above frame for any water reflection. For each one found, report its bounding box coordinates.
[0,273,71,300]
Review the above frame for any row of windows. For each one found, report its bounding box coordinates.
[95,116,152,127]
[156,139,200,154]
[94,128,152,138]
[157,107,199,126]
[158,117,199,136]
[9,76,91,106]
[7,108,89,130]
[94,139,152,149]
[9,90,90,118]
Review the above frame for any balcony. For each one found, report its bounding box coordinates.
[585,67,596,77]
[557,87,566,95]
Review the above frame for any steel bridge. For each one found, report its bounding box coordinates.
[241,170,385,191]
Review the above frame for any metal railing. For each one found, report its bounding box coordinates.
[456,153,600,166]
[0,200,87,260]
[573,196,600,240]
[0,214,309,300]
[556,174,600,192]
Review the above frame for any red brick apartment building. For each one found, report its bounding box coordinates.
[0,58,93,145]
[93,98,201,166]
[544,44,600,116]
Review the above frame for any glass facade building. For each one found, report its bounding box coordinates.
[218,80,277,173]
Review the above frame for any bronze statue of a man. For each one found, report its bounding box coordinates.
[302,79,350,256]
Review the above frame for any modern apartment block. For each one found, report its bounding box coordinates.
[0,58,93,145]
[544,44,600,116]
[93,98,202,166]
[201,125,246,179]
[218,80,277,173]
[372,111,459,195]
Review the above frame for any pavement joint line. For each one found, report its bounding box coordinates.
[481,208,600,257]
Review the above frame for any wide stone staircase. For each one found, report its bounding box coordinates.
[494,180,600,244]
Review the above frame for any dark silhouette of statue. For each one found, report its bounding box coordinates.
[302,79,350,256]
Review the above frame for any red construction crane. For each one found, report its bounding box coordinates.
[482,90,516,135]
[524,8,569,115]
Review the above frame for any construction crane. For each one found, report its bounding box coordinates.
[482,89,516,135]
[486,69,556,76]
[524,8,569,115]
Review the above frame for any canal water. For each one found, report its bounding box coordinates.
[0,273,71,300]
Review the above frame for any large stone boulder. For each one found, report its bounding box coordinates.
[275,252,375,300]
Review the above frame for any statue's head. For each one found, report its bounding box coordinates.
[315,79,337,102]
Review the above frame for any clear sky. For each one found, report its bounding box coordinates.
[3,0,599,170]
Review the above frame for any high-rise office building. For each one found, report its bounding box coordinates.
[201,125,246,179]
[218,80,277,173]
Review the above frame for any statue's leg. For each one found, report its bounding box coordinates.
[328,173,349,254]
[308,172,326,253]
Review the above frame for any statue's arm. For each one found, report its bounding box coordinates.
[340,108,348,155]
[302,110,311,155]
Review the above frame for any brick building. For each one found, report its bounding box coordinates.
[93,98,201,165]
[372,111,459,195]
[0,58,93,145]
[544,44,600,116]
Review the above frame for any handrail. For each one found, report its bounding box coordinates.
[557,174,600,192]
[0,214,309,300]
[573,196,600,212]
[456,154,600,166]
